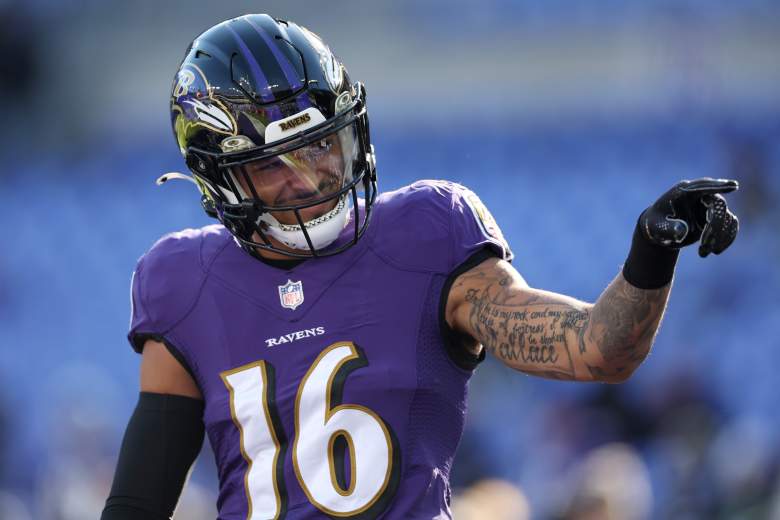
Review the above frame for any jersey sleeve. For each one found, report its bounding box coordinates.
[127,230,208,353]
[447,182,513,271]
[128,257,154,353]
[438,183,513,369]
[370,180,512,274]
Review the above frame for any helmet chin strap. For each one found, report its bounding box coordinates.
[258,195,350,251]
[157,170,351,252]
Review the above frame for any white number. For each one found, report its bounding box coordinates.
[222,342,394,519]
[222,362,284,520]
[293,343,393,516]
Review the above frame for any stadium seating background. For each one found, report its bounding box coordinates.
[1,1,778,518]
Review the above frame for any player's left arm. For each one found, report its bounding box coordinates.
[447,257,670,382]
[447,178,739,383]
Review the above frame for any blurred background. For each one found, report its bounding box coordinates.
[1,1,779,518]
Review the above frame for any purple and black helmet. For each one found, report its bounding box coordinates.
[169,14,377,258]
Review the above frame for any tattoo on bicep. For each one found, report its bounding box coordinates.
[463,275,592,378]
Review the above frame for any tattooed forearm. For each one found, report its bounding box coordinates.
[450,258,672,382]
[587,275,670,378]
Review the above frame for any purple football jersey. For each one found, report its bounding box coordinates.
[129,180,512,519]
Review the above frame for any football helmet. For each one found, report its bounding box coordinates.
[167,14,377,258]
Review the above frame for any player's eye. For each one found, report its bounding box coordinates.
[250,157,285,173]
[294,139,332,162]
[310,138,332,156]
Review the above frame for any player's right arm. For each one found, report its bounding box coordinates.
[140,339,203,398]
[101,340,204,520]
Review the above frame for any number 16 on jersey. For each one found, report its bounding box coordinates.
[221,342,401,519]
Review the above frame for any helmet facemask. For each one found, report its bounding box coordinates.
[187,87,377,258]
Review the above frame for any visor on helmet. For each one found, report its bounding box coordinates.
[183,83,376,258]
[229,122,359,209]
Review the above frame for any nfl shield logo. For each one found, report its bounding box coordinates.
[278,280,304,310]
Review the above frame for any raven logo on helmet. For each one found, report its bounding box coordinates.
[183,97,235,133]
[171,63,237,154]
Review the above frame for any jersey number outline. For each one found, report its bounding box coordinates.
[221,342,399,519]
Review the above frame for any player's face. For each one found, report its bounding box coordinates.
[234,134,344,226]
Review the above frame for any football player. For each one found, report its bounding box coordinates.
[101,14,739,520]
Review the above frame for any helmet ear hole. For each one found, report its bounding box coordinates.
[186,152,214,176]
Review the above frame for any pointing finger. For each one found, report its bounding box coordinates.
[679,178,739,195]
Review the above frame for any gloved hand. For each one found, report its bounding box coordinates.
[639,178,739,257]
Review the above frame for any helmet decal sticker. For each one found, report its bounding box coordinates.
[173,69,196,99]
[280,112,310,131]
[220,135,256,153]
[264,107,326,144]
[172,62,237,154]
[334,91,351,114]
[300,26,343,93]
[183,97,235,133]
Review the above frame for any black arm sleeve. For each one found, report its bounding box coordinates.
[101,392,205,520]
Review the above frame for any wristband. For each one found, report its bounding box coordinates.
[622,220,679,289]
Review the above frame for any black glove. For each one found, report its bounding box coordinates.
[639,177,739,258]
[624,178,740,289]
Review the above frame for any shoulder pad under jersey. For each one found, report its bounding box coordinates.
[370,179,512,274]
[128,224,230,352]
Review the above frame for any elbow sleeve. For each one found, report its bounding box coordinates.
[101,392,205,520]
